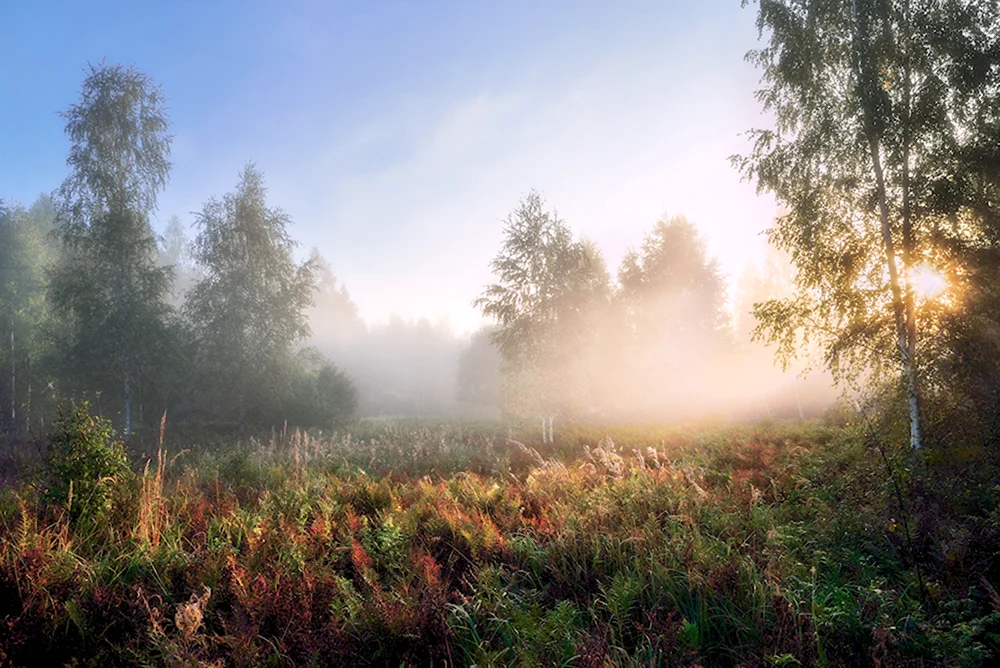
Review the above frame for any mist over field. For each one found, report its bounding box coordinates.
[2,1,816,429]
[298,220,836,423]
[3,1,1000,666]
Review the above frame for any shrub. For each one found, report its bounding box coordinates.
[43,402,130,523]
[288,362,358,429]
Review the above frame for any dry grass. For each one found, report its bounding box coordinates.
[0,419,998,666]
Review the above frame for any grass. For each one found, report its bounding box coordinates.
[1,418,999,666]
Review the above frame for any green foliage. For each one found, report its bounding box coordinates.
[475,191,610,417]
[58,62,171,217]
[288,360,358,429]
[43,402,129,523]
[2,30,1000,667]
[736,0,1000,448]
[3,419,998,665]
[50,61,175,436]
[618,216,729,343]
[0,195,59,435]
[475,197,737,423]
[185,164,315,428]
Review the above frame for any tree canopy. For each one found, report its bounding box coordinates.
[50,62,174,435]
[736,0,1000,449]
[475,191,610,420]
[185,164,316,427]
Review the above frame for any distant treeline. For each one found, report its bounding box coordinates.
[0,63,354,436]
[0,62,832,439]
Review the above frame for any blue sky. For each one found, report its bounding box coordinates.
[0,0,776,333]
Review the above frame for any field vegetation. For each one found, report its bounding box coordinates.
[2,411,999,666]
[3,1,1000,665]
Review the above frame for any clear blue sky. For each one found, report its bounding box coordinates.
[0,0,776,333]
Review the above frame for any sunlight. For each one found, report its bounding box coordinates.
[912,263,948,300]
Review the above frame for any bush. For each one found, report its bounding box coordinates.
[43,402,130,523]
[287,362,358,429]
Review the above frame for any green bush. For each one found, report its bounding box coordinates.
[43,402,130,523]
[287,362,358,429]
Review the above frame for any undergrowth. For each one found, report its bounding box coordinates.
[0,416,998,666]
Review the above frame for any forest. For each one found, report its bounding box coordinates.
[3,0,1000,665]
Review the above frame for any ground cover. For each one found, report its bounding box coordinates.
[1,417,998,666]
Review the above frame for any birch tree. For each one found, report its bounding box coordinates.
[615,216,730,414]
[51,62,173,435]
[736,0,1000,450]
[475,191,609,439]
[186,164,315,429]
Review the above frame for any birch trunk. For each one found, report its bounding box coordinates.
[123,346,132,436]
[852,0,923,450]
[26,356,31,436]
[898,0,922,451]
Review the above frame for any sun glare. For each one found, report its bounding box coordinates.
[912,263,948,300]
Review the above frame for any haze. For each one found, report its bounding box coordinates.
[0,0,829,422]
[5,3,1000,663]
[1,0,776,332]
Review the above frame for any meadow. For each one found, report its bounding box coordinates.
[1,412,999,667]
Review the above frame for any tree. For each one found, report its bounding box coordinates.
[611,216,731,417]
[287,352,358,429]
[734,243,796,346]
[186,164,315,428]
[157,215,202,308]
[50,62,174,435]
[43,401,129,525]
[0,196,59,434]
[475,191,610,437]
[617,218,727,334]
[736,0,1000,450]
[617,218,729,354]
[305,248,366,361]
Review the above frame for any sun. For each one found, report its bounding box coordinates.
[911,263,948,300]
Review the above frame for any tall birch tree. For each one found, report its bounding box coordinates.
[737,0,1000,450]
[186,164,315,428]
[51,62,173,435]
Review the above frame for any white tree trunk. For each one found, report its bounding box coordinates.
[852,0,923,450]
[123,347,132,436]
[26,357,31,435]
[540,415,556,443]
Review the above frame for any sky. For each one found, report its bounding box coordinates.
[0,0,777,334]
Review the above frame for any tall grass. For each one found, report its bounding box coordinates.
[0,419,998,665]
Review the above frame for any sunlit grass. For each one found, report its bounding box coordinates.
[0,420,997,665]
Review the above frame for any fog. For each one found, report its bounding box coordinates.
[298,223,836,423]
[0,2,839,432]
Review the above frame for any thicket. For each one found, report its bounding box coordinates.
[0,65,360,441]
